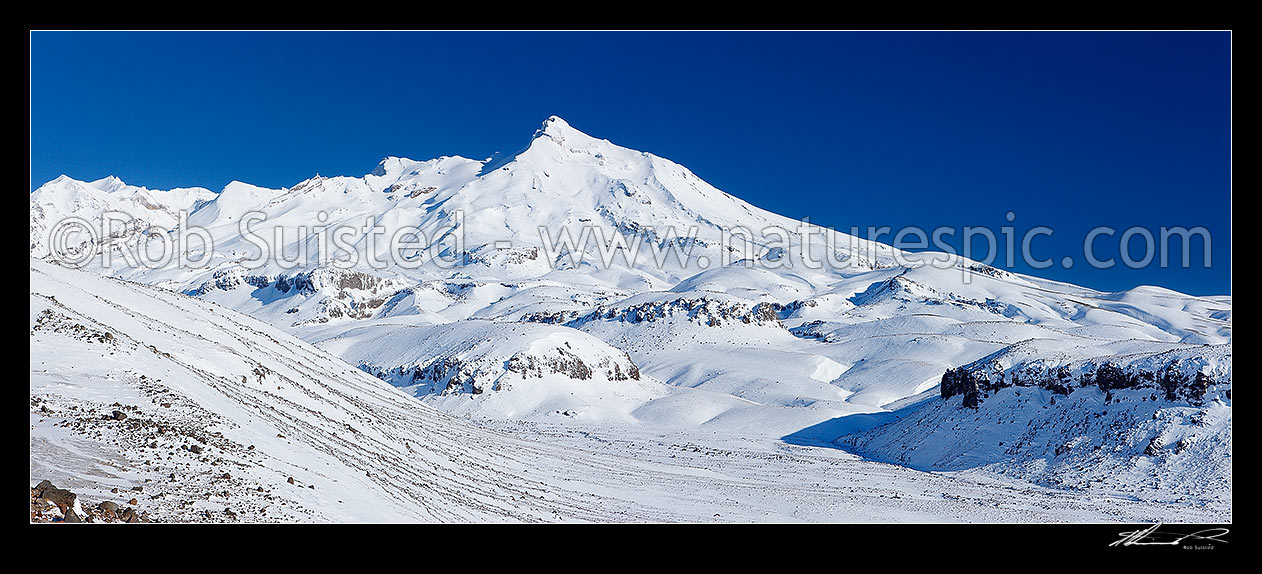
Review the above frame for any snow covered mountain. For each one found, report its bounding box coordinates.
[30,175,214,258]
[30,116,1231,520]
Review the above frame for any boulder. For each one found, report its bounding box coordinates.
[40,485,78,511]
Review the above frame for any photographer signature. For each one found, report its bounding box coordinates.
[1111,523,1229,547]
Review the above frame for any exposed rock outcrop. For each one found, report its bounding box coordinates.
[940,344,1230,408]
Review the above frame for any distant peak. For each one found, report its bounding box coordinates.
[90,175,129,193]
[31,175,79,197]
[220,180,276,195]
[371,156,407,177]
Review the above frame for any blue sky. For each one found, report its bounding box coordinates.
[30,31,1230,295]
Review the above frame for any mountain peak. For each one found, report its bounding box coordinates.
[36,174,77,190]
[531,115,588,143]
[90,175,128,193]
[478,116,594,175]
[541,114,569,129]
[371,156,412,177]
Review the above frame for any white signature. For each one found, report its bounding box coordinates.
[1111,523,1229,547]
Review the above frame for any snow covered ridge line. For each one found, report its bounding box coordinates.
[535,217,1216,275]
[41,207,1216,278]
[43,210,467,271]
[940,343,1231,408]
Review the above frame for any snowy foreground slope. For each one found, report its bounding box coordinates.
[28,259,1227,522]
[30,117,1230,521]
[32,258,592,522]
[842,342,1230,512]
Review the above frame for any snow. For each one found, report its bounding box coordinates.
[29,116,1231,522]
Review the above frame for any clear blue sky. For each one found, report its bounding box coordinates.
[30,31,1231,295]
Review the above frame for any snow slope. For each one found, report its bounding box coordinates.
[36,258,1234,522]
[30,257,670,521]
[840,343,1231,516]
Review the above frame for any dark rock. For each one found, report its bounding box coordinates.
[41,486,78,511]
[111,410,128,421]
[941,352,1226,408]
[940,367,981,409]
[34,479,54,495]
[1093,363,1137,391]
